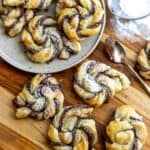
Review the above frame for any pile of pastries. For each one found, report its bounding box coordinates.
[2,1,148,149]
[13,59,147,150]
[0,0,104,63]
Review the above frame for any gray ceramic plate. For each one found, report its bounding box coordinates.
[0,0,106,73]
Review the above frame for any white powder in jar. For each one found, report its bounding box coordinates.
[110,0,150,19]
[109,0,150,42]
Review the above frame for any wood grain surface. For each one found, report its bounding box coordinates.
[0,4,150,150]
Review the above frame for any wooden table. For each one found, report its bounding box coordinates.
[0,7,150,150]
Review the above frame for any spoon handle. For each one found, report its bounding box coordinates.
[125,63,150,95]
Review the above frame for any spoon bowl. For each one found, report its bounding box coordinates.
[105,37,125,64]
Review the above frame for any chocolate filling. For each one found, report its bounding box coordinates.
[79,126,95,149]
[87,61,97,72]
[54,98,60,114]
[132,129,139,150]
[100,83,112,102]
[59,105,91,131]
[136,64,150,72]
[130,117,143,122]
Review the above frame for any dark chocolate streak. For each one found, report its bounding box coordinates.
[34,16,53,45]
[136,64,150,72]
[4,8,28,35]
[54,98,60,114]
[130,117,143,122]
[132,129,139,150]
[100,83,112,102]
[74,76,97,99]
[35,15,55,27]
[79,126,95,149]
[36,77,60,97]
[58,105,90,130]
[87,61,97,72]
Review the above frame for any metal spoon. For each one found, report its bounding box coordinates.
[107,0,150,20]
[105,37,150,95]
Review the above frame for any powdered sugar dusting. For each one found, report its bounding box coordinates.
[110,16,150,42]
[109,0,150,42]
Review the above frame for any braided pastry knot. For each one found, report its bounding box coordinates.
[106,105,147,150]
[0,3,34,37]
[22,15,63,63]
[2,0,52,9]
[13,74,64,120]
[74,60,130,107]
[48,105,98,150]
[56,0,104,41]
[137,42,150,79]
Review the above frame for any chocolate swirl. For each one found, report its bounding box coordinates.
[74,60,130,107]
[137,42,150,80]
[2,0,52,9]
[48,105,98,150]
[13,74,64,120]
[59,36,81,59]
[0,3,34,37]
[56,0,104,41]
[105,105,147,150]
[22,15,63,63]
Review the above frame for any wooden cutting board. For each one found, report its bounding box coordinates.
[0,11,150,150]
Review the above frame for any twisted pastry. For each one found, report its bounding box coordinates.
[59,36,81,59]
[56,0,104,41]
[22,15,63,63]
[105,105,147,150]
[48,105,98,150]
[74,60,130,107]
[137,42,150,79]
[0,3,34,37]
[2,0,52,9]
[13,74,64,120]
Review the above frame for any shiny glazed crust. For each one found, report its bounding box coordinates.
[48,105,98,150]
[106,105,147,150]
[2,0,52,9]
[56,0,104,41]
[13,74,64,120]
[74,60,130,107]
[0,3,34,37]
[137,42,150,80]
[22,15,63,63]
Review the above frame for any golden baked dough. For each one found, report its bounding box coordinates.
[48,105,98,150]
[56,0,104,41]
[59,36,81,59]
[0,3,34,37]
[22,15,63,63]
[74,60,130,107]
[2,0,52,9]
[106,105,147,150]
[13,74,64,120]
[137,42,150,80]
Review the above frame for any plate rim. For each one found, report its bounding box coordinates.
[0,0,106,74]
